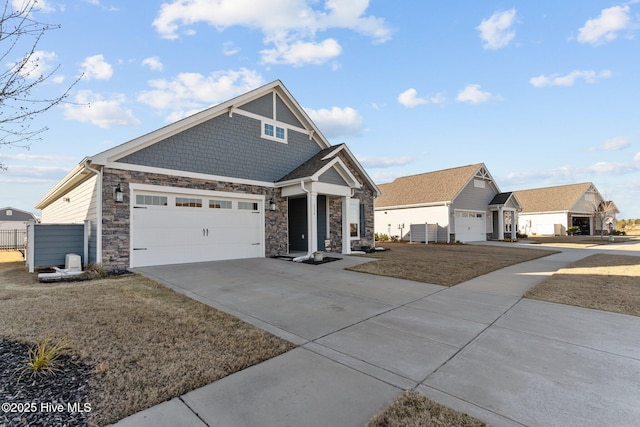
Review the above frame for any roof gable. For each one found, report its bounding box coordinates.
[0,207,36,222]
[91,80,330,166]
[514,182,598,213]
[376,163,495,208]
[489,192,522,210]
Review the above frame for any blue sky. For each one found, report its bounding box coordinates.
[1,0,639,217]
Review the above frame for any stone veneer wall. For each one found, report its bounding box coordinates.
[337,152,376,251]
[328,196,343,253]
[101,167,287,271]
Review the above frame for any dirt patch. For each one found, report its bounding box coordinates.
[367,391,488,427]
[525,254,640,316]
[348,242,557,286]
[0,259,294,426]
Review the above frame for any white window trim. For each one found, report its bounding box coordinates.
[261,120,288,144]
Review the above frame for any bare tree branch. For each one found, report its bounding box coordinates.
[0,0,81,170]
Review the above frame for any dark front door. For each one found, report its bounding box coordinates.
[288,197,307,251]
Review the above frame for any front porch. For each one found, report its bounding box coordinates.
[489,192,522,241]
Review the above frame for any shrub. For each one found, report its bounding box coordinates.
[17,336,71,381]
[567,226,580,236]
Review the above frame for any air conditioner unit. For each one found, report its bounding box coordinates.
[65,253,82,272]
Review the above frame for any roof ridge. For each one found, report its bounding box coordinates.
[381,163,483,185]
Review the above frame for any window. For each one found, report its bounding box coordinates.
[349,198,360,238]
[262,121,287,142]
[176,197,202,207]
[238,201,258,211]
[6,210,12,216]
[209,200,232,209]
[136,195,168,206]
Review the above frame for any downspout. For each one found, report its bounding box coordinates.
[83,160,102,265]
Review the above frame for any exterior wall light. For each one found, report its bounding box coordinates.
[268,199,276,211]
[114,185,124,203]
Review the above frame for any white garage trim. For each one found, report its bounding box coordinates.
[129,184,265,268]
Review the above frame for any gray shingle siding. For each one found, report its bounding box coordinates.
[118,114,321,182]
[319,168,348,186]
[275,95,303,128]
[239,93,273,117]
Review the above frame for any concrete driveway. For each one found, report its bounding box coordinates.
[119,249,640,427]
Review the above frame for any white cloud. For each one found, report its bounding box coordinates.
[397,88,445,108]
[305,106,363,138]
[142,57,164,71]
[0,153,76,162]
[477,9,517,50]
[260,38,342,66]
[589,136,631,151]
[80,54,113,80]
[530,70,612,87]
[577,5,631,45]
[398,89,427,108]
[356,156,413,168]
[9,50,57,80]
[62,90,141,128]
[137,68,265,113]
[12,0,56,13]
[223,42,240,56]
[152,0,392,66]
[505,158,640,185]
[456,84,493,104]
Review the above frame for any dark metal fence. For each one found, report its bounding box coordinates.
[0,229,27,250]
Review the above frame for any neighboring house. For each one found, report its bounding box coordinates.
[514,182,616,236]
[0,207,37,230]
[375,163,521,242]
[35,81,379,270]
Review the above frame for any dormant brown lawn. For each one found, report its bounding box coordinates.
[525,253,640,316]
[0,253,294,426]
[348,242,557,286]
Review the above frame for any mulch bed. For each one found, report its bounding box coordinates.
[301,256,342,265]
[0,338,93,427]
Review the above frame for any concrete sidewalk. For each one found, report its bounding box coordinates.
[114,247,640,427]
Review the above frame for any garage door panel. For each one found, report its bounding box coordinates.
[131,191,263,268]
[454,211,486,243]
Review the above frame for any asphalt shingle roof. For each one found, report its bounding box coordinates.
[489,192,513,205]
[513,182,593,213]
[375,163,483,208]
[277,144,344,182]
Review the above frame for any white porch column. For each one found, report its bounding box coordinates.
[498,206,504,240]
[307,192,318,254]
[342,196,350,254]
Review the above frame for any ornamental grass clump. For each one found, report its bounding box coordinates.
[17,336,71,381]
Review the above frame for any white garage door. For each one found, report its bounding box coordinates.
[454,211,486,243]
[130,190,263,268]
